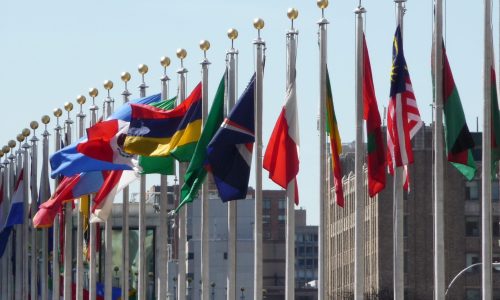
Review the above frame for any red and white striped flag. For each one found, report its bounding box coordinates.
[387,26,422,189]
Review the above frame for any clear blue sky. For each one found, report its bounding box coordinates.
[0,0,494,225]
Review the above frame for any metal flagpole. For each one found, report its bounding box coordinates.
[253,18,265,300]
[354,3,366,300]
[13,138,22,300]
[138,63,149,300]
[89,88,99,300]
[120,72,132,300]
[52,108,63,300]
[29,121,39,300]
[482,0,493,298]
[226,28,238,300]
[76,95,87,300]
[433,0,445,299]
[103,80,115,300]
[63,102,74,300]
[21,129,31,300]
[7,140,17,300]
[317,1,328,298]
[393,1,406,299]
[199,42,211,300]
[159,56,171,300]
[2,145,12,300]
[176,49,188,300]
[284,10,297,300]
[0,150,4,298]
[40,115,51,300]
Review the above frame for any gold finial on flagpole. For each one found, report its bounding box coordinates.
[227,28,238,48]
[64,102,73,119]
[76,95,86,112]
[121,72,131,82]
[41,115,50,131]
[30,121,39,130]
[176,49,187,68]
[287,8,298,29]
[138,64,149,84]
[0,151,3,158]
[89,88,99,106]
[22,128,30,138]
[53,108,63,127]
[104,80,114,90]
[161,56,171,75]
[17,134,25,143]
[317,0,328,17]
[253,18,264,39]
[199,41,210,59]
[2,145,9,154]
[8,140,16,149]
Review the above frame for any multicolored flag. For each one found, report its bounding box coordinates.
[50,94,162,178]
[0,169,25,256]
[206,74,255,202]
[124,84,202,161]
[264,39,300,205]
[437,43,476,180]
[326,68,344,207]
[138,97,177,175]
[177,72,226,211]
[387,26,423,189]
[363,35,386,197]
[488,38,500,173]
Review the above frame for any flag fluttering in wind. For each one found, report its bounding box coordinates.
[363,35,386,197]
[387,26,423,189]
[177,73,226,212]
[33,171,106,228]
[206,74,255,202]
[326,68,344,207]
[90,170,139,223]
[125,83,202,161]
[138,97,177,175]
[488,42,500,173]
[437,43,477,180]
[264,41,300,205]
[0,169,25,256]
[50,94,162,178]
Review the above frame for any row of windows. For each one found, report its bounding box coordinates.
[466,181,500,201]
[465,253,500,273]
[297,258,318,268]
[263,199,287,209]
[465,216,500,237]
[296,246,319,256]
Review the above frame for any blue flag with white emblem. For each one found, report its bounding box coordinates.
[206,74,255,202]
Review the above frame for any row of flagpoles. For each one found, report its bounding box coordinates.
[0,0,499,299]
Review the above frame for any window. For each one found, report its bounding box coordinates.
[494,217,500,237]
[279,199,287,209]
[278,215,286,224]
[466,253,480,273]
[493,254,500,273]
[188,252,194,260]
[466,216,480,236]
[466,288,481,300]
[263,199,271,209]
[466,181,479,200]
[263,215,270,224]
[223,252,228,260]
[493,181,500,202]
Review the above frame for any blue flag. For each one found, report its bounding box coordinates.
[0,169,25,257]
[206,74,255,202]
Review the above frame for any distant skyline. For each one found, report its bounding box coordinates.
[0,1,496,225]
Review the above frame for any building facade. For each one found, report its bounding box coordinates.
[327,125,500,299]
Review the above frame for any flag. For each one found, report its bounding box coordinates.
[177,72,226,211]
[363,34,386,197]
[89,170,139,223]
[50,94,162,178]
[487,33,500,173]
[138,97,177,175]
[387,26,423,189]
[33,172,106,228]
[0,169,25,256]
[125,84,202,161]
[206,74,255,202]
[435,43,476,180]
[326,68,345,207]
[264,39,300,205]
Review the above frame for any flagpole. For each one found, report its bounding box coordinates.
[284,10,300,300]
[63,101,74,300]
[159,56,171,300]
[75,95,86,300]
[433,0,445,299]
[138,64,149,300]
[8,139,16,300]
[176,49,188,300]
[226,28,238,300]
[317,1,328,298]
[253,18,265,300]
[354,3,366,300]
[29,121,39,300]
[103,80,115,300]
[393,1,406,299]
[1,145,12,300]
[52,108,63,300]
[21,129,31,300]
[120,72,132,300]
[0,150,5,299]
[199,41,211,300]
[88,88,99,300]
[11,138,22,300]
[482,0,493,298]
[40,115,51,300]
